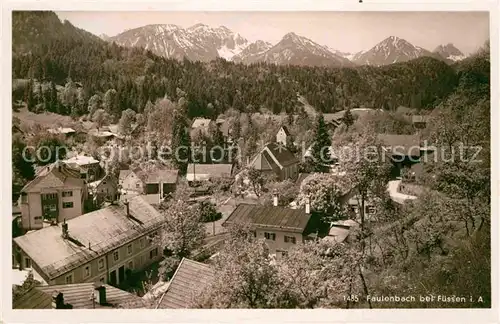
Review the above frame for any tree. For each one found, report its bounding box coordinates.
[197,200,222,223]
[158,199,206,278]
[297,173,350,221]
[196,229,286,308]
[343,108,355,128]
[247,167,267,197]
[310,113,333,172]
[25,79,35,111]
[103,88,118,119]
[87,94,102,116]
[92,109,109,130]
[31,134,68,165]
[118,108,136,136]
[12,135,35,182]
[338,133,392,237]
[261,179,299,207]
[279,240,362,308]
[171,109,191,174]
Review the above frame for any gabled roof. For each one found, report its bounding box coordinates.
[264,143,299,168]
[144,170,179,184]
[186,164,233,181]
[157,258,215,309]
[14,195,164,281]
[278,125,291,136]
[13,283,144,309]
[63,155,99,166]
[323,108,380,124]
[223,203,312,233]
[118,169,132,181]
[377,134,421,156]
[21,161,85,193]
[89,174,118,191]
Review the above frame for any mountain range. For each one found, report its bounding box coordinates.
[107,23,467,67]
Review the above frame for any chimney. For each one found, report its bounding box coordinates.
[52,291,65,309]
[272,189,278,207]
[305,196,311,214]
[124,200,130,217]
[61,219,69,239]
[93,282,107,305]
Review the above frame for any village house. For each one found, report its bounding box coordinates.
[119,168,179,202]
[118,167,144,194]
[13,195,165,287]
[249,142,299,181]
[63,154,103,182]
[18,161,87,231]
[222,195,315,257]
[186,163,233,183]
[156,258,215,309]
[323,108,381,129]
[88,174,119,206]
[13,282,145,309]
[141,169,179,204]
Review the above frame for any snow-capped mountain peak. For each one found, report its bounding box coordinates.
[353,35,437,66]
[433,43,466,61]
[109,23,248,62]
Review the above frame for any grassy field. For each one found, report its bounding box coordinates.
[13,107,75,128]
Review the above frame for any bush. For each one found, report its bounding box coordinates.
[198,201,222,223]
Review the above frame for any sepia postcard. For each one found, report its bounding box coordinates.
[2,1,497,323]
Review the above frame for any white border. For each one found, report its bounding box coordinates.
[1,1,498,323]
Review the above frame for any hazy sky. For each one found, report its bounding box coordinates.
[56,11,489,54]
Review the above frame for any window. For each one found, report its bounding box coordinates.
[100,277,105,283]
[84,265,91,278]
[264,232,276,241]
[251,231,257,238]
[62,202,74,209]
[98,258,104,270]
[127,244,133,255]
[42,193,57,200]
[149,248,158,259]
[113,250,119,261]
[366,206,376,214]
[128,261,133,270]
[24,257,31,268]
[140,238,145,248]
[43,204,57,213]
[80,173,86,179]
[136,183,140,188]
[62,191,73,197]
[34,216,42,221]
[65,273,73,284]
[284,236,296,244]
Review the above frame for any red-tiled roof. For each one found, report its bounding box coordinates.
[223,203,312,233]
[157,258,215,309]
[14,283,144,309]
